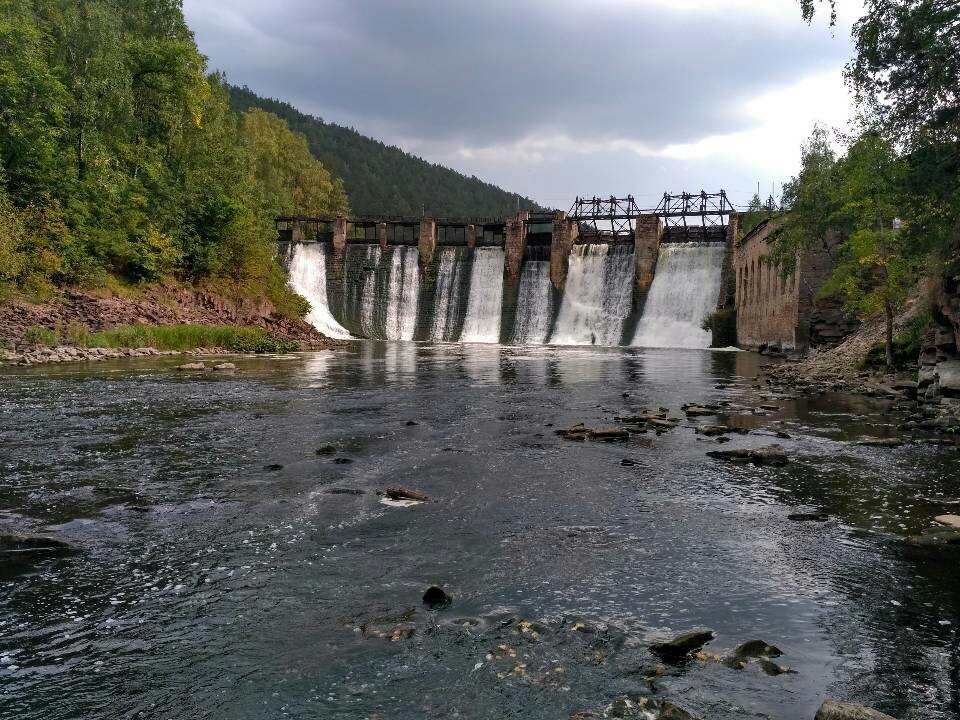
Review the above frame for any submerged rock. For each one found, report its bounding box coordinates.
[385,487,430,503]
[263,464,283,472]
[789,511,830,522]
[815,701,897,720]
[683,406,716,417]
[324,488,365,495]
[904,527,960,547]
[707,445,788,466]
[858,438,903,448]
[315,444,337,455]
[423,586,452,609]
[732,639,782,658]
[333,458,353,465]
[650,629,715,660]
[621,458,638,467]
[589,427,630,440]
[757,657,795,676]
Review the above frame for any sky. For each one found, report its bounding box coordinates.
[182,0,862,210]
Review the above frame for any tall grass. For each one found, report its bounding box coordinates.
[86,324,299,353]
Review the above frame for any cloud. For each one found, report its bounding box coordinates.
[183,0,858,206]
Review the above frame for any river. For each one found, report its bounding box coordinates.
[1,344,958,719]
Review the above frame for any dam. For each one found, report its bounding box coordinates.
[280,192,738,348]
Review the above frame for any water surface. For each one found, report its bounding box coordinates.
[1,344,958,719]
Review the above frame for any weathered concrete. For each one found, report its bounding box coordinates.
[378,222,387,250]
[633,215,662,315]
[504,213,528,285]
[466,224,476,250]
[331,217,348,270]
[550,213,579,290]
[734,219,854,351]
[419,217,437,267]
[717,213,739,310]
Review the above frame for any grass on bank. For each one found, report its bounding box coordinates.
[22,323,299,354]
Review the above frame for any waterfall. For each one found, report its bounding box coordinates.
[460,247,505,343]
[384,246,420,341]
[431,247,468,342]
[512,260,552,344]
[632,242,726,349]
[359,245,382,338]
[287,243,353,340]
[549,244,634,346]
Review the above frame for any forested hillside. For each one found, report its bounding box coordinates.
[229,86,544,218]
[0,0,347,316]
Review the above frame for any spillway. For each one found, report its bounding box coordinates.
[632,242,726,349]
[287,243,353,340]
[549,244,635,346]
[460,247,505,344]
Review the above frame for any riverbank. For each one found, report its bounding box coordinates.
[0,284,344,363]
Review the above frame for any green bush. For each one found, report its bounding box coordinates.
[862,312,930,370]
[86,324,299,353]
[702,307,738,348]
[23,325,58,346]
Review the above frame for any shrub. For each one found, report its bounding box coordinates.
[66,322,90,347]
[702,307,738,348]
[23,325,58,346]
[862,312,930,371]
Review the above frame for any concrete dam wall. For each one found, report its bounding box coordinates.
[283,213,734,348]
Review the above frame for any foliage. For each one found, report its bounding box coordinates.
[769,125,839,273]
[86,324,299,353]
[229,85,545,217]
[701,307,737,348]
[23,325,57,346]
[862,313,930,371]
[739,193,772,241]
[0,2,349,319]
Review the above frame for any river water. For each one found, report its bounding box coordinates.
[1,344,958,720]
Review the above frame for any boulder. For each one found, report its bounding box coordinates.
[315,444,337,455]
[683,406,716,417]
[212,362,236,371]
[732,639,782,658]
[423,586,452,609]
[647,418,678,430]
[858,438,903,448]
[385,487,430,503]
[934,514,960,529]
[814,701,897,720]
[650,629,715,660]
[589,427,630,440]
[176,362,207,371]
[707,445,788,466]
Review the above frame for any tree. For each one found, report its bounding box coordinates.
[769,124,840,273]
[821,132,912,367]
[240,108,349,220]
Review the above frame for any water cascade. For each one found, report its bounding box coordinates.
[460,247,506,343]
[384,246,420,341]
[512,256,553,344]
[431,247,469,342]
[549,244,635,346]
[632,242,726,348]
[287,243,353,340]
[358,246,382,338]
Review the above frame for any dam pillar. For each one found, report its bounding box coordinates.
[419,217,437,267]
[378,222,388,250]
[331,217,348,272]
[499,212,528,343]
[550,213,578,290]
[633,215,662,315]
[467,224,476,250]
[504,212,528,284]
[290,220,305,244]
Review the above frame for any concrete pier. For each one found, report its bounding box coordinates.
[633,215,662,314]
[419,217,437,266]
[550,213,578,290]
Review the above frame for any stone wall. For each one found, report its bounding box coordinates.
[550,214,578,290]
[734,221,859,351]
[919,255,960,414]
[633,215,661,315]
[734,220,803,350]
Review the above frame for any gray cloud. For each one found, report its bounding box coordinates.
[183,0,853,206]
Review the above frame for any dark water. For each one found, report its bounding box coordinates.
[1,344,959,720]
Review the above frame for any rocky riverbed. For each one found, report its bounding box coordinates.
[1,343,958,720]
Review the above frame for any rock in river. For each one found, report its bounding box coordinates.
[423,586,452,609]
[732,639,782,658]
[588,427,630,441]
[934,514,960,529]
[707,445,789,466]
[385,487,430,503]
[815,701,898,720]
[650,629,715,660]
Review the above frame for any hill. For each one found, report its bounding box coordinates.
[229,85,545,218]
